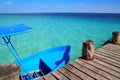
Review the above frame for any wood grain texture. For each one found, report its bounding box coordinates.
[39,43,120,80]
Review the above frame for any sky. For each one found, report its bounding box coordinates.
[0,0,120,13]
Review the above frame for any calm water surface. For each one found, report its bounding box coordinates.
[0,13,120,64]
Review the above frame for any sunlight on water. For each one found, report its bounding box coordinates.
[0,13,120,64]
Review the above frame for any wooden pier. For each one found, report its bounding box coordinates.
[38,43,120,80]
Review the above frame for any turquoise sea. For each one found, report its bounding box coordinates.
[0,13,120,64]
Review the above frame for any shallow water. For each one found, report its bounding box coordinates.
[0,13,120,64]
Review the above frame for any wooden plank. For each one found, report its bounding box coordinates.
[101,44,120,52]
[102,43,120,49]
[102,47,120,54]
[102,48,120,56]
[97,48,120,59]
[81,59,120,79]
[100,44,120,51]
[70,60,108,80]
[94,58,120,73]
[38,43,120,80]
[95,52,120,66]
[95,50,120,62]
[95,54,120,68]
[105,43,120,48]
[101,45,120,51]
[43,73,57,80]
[35,77,44,80]
[52,71,69,80]
[58,67,82,80]
[75,59,120,80]
[64,64,94,80]
[101,47,120,56]
[97,47,120,57]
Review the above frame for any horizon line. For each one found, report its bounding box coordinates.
[0,12,120,14]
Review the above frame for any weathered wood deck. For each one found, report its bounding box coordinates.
[37,43,120,80]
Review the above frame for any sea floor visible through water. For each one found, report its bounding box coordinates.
[0,13,120,64]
